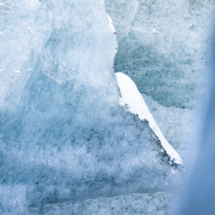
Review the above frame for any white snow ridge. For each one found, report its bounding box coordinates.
[116,72,183,165]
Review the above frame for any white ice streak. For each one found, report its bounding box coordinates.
[107,14,116,34]
[116,72,183,165]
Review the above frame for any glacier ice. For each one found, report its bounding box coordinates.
[0,0,182,214]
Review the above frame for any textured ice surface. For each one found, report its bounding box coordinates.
[42,192,175,215]
[106,0,215,109]
[0,187,173,215]
[0,0,182,214]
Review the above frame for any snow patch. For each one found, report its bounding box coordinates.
[116,72,183,165]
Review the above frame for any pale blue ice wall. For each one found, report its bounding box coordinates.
[0,0,181,214]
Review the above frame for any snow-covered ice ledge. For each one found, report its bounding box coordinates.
[116,72,183,166]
